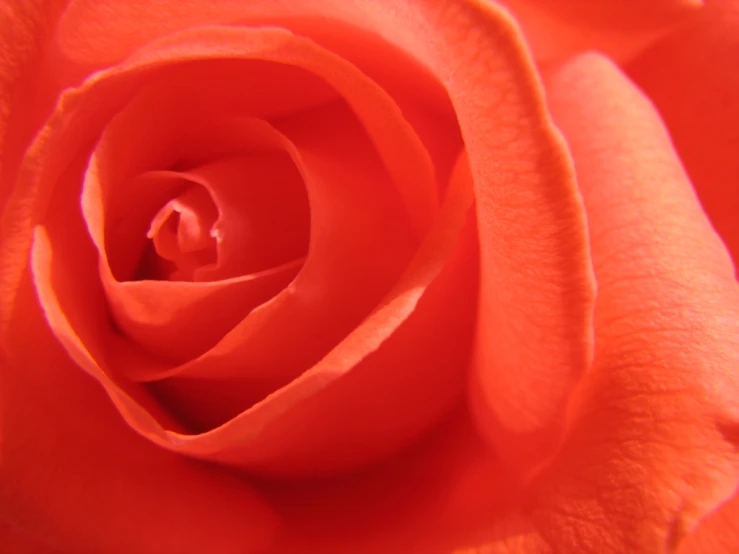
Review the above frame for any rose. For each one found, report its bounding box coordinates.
[1,0,738,552]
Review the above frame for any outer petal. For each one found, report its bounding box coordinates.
[503,53,739,553]
[0,296,278,554]
[427,2,596,471]
[497,0,703,62]
[677,488,739,553]
[260,408,525,553]
[0,520,64,554]
[627,0,739,271]
[55,0,704,68]
[0,0,67,210]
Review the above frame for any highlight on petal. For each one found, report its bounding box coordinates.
[627,0,739,270]
[505,52,739,553]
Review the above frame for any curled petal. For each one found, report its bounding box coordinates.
[389,0,595,472]
[520,52,739,553]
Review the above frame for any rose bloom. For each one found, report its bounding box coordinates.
[1,0,738,552]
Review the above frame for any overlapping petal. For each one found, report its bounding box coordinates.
[628,0,739,270]
[2,1,736,554]
[517,52,739,554]
[677,488,739,554]
[497,0,703,62]
[1,21,468,479]
[348,0,595,472]
[0,316,277,554]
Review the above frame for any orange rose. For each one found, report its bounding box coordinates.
[1,1,738,553]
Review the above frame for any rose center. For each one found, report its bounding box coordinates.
[143,183,219,281]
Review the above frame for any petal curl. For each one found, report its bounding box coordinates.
[52,0,597,475]
[513,52,739,553]
[4,23,469,477]
[627,0,739,271]
[411,1,596,472]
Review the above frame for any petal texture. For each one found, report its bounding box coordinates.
[0,0,67,210]
[627,0,739,271]
[414,1,595,472]
[513,52,739,554]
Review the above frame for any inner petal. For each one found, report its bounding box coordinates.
[145,183,218,281]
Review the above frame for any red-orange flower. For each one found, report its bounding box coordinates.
[1,1,737,553]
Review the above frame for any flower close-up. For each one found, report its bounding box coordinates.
[1,1,738,553]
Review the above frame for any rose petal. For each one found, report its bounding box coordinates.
[55,1,450,110]
[627,0,739,271]
[144,182,219,280]
[6,23,465,475]
[497,0,703,62]
[381,1,595,472]
[29,137,473,476]
[508,52,739,553]
[80,88,312,363]
[261,408,522,553]
[145,105,418,417]
[149,149,476,475]
[0,519,64,554]
[54,0,704,82]
[0,291,277,554]
[0,0,67,211]
[83,117,310,363]
[677,488,739,553]
[2,23,433,378]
